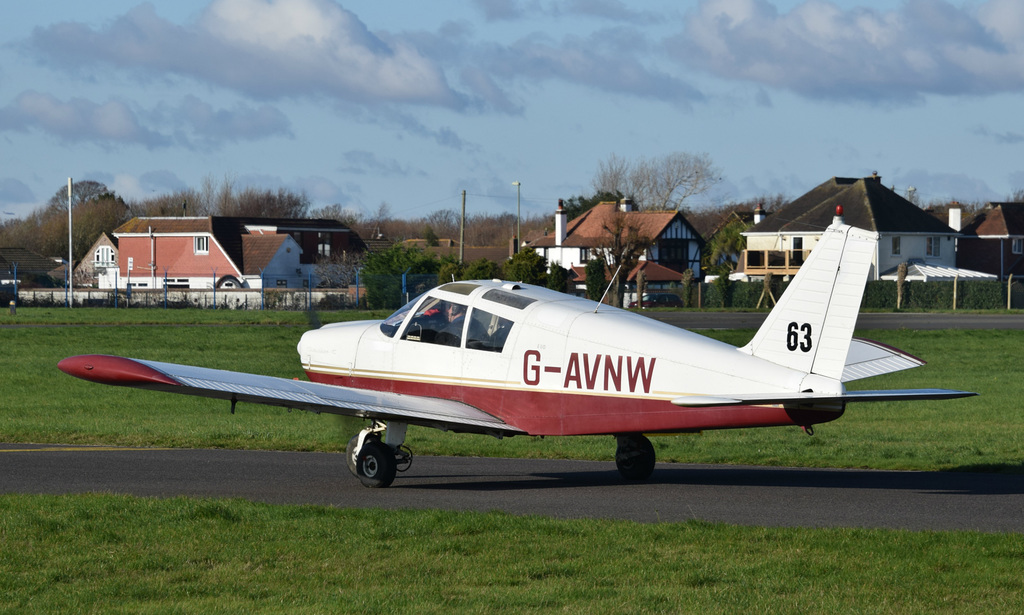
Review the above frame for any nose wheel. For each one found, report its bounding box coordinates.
[346,422,412,488]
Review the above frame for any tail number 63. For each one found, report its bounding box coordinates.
[786,322,813,352]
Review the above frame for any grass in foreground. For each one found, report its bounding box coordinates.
[1,493,1022,614]
[1,321,1018,472]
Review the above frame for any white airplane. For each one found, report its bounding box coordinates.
[59,215,975,487]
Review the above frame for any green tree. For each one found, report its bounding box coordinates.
[423,225,439,247]
[703,215,748,273]
[361,244,440,309]
[584,257,606,301]
[464,258,501,281]
[503,247,547,285]
[547,262,570,293]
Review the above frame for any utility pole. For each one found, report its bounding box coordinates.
[67,178,73,308]
[512,181,521,254]
[459,190,466,263]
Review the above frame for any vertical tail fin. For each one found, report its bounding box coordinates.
[741,223,878,380]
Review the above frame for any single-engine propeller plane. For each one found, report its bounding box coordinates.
[59,215,975,487]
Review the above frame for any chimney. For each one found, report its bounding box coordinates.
[949,201,962,232]
[619,198,635,212]
[555,199,567,246]
[753,203,765,224]
[870,171,880,182]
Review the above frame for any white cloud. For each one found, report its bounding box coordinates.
[0,91,169,147]
[668,0,1024,102]
[29,0,462,108]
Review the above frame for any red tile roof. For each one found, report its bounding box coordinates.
[530,202,682,248]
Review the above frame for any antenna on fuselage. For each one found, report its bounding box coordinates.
[595,263,623,313]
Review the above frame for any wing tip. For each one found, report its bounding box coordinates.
[58,355,180,387]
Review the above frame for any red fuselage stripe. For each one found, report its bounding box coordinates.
[304,371,843,436]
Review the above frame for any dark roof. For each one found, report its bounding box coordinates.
[960,203,1024,237]
[0,247,63,275]
[747,176,956,235]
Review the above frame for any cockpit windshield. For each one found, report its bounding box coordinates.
[379,293,425,338]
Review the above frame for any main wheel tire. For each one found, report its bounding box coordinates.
[345,435,360,477]
[615,434,656,481]
[356,440,397,488]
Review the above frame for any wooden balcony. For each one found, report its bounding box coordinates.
[741,249,809,277]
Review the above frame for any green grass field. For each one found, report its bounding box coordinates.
[2,307,1022,613]
[1,309,1016,472]
[1,494,1022,614]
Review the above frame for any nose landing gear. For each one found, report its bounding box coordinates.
[346,421,412,488]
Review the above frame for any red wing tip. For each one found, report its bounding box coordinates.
[58,355,180,387]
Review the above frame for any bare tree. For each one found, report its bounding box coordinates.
[315,251,363,287]
[592,152,721,211]
[600,211,653,308]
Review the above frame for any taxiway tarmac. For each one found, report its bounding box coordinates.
[2,443,1021,532]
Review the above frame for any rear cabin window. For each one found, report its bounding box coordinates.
[400,297,468,347]
[466,308,514,353]
[481,288,536,310]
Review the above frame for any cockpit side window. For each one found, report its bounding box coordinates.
[466,308,514,353]
[400,297,468,347]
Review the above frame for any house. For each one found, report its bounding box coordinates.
[529,199,704,285]
[741,174,967,281]
[75,232,118,288]
[110,216,364,290]
[956,202,1024,280]
[0,247,65,285]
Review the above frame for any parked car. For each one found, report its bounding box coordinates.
[629,293,683,308]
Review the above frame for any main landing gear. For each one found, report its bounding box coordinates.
[346,421,412,488]
[615,434,656,481]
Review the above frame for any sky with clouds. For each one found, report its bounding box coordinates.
[2,0,1024,222]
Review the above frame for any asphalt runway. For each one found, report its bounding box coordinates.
[3,443,1022,532]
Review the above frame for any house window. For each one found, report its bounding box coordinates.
[791,237,803,251]
[318,232,331,257]
[195,236,209,254]
[580,248,589,262]
[94,246,114,266]
[1013,239,1023,255]
[891,236,901,256]
[276,279,288,287]
[926,237,941,257]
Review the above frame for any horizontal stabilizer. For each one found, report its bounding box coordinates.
[58,355,524,436]
[671,388,977,408]
[842,338,925,382]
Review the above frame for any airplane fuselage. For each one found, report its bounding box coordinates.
[298,281,845,436]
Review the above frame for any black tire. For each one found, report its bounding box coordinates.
[615,434,656,481]
[356,440,397,488]
[345,435,360,477]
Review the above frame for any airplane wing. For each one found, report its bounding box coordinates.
[671,388,977,408]
[58,354,524,437]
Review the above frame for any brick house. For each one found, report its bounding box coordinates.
[957,203,1024,280]
[110,216,364,289]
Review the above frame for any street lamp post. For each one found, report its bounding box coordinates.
[512,181,521,254]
